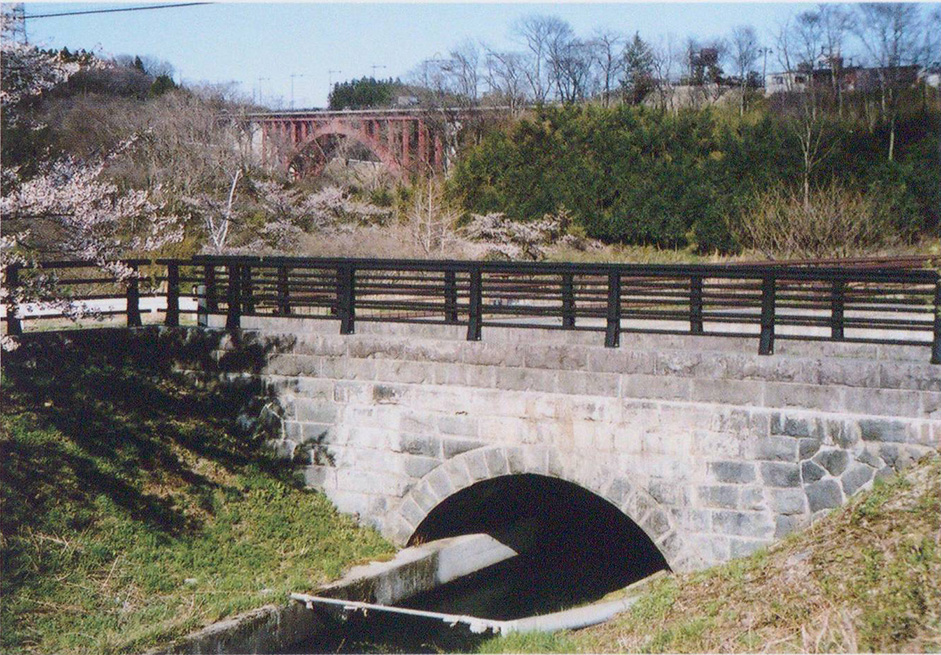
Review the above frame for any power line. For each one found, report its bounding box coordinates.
[26,3,211,20]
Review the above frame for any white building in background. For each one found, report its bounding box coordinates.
[764,61,933,96]
[764,71,811,95]
[918,68,941,89]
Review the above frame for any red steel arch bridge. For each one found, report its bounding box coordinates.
[248,107,507,179]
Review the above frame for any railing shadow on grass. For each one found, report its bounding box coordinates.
[0,326,298,553]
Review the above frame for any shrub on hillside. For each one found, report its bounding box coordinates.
[451,106,783,254]
[463,209,572,261]
[736,184,900,259]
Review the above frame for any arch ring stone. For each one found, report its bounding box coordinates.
[383,444,695,571]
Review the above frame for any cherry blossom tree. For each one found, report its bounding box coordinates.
[3,154,182,268]
[183,168,243,253]
[247,180,306,252]
[0,42,79,115]
[1,20,182,347]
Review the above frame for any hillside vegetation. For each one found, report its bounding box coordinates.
[451,104,941,255]
[5,31,940,272]
[0,330,394,653]
[478,455,941,653]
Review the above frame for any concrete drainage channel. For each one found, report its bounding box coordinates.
[153,533,662,654]
[292,587,645,636]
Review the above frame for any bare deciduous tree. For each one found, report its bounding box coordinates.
[483,47,529,110]
[446,40,481,104]
[792,8,825,77]
[650,35,681,114]
[589,29,625,106]
[855,3,926,161]
[138,55,175,79]
[815,4,853,116]
[551,38,594,103]
[407,178,460,256]
[738,184,898,259]
[513,14,573,103]
[184,168,242,253]
[103,87,264,252]
[775,16,833,206]
[728,25,760,115]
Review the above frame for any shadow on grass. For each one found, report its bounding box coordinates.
[0,327,297,592]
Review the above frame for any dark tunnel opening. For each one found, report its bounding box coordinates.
[402,474,669,621]
[302,474,670,653]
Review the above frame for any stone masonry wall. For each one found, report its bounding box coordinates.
[208,316,940,572]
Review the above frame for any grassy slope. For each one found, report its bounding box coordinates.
[479,456,941,654]
[0,331,394,654]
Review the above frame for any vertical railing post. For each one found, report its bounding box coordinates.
[932,278,941,365]
[126,264,142,327]
[689,274,704,335]
[165,262,180,327]
[466,265,482,341]
[5,264,23,337]
[758,274,776,356]
[337,263,355,335]
[204,264,218,312]
[444,269,459,324]
[605,270,621,348]
[5,264,22,337]
[278,265,291,316]
[562,272,576,329]
[830,278,845,341]
[226,263,241,330]
[241,264,254,315]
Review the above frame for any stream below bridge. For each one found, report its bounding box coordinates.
[299,474,669,653]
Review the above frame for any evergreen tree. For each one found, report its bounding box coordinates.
[328,77,407,110]
[621,33,655,105]
[149,74,177,97]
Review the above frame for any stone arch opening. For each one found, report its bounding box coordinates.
[402,473,669,620]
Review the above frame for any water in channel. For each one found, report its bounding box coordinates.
[301,474,668,653]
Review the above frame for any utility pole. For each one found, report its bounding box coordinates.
[290,73,308,110]
[3,4,28,43]
[327,69,342,106]
[256,77,270,106]
[760,47,772,88]
[371,64,387,79]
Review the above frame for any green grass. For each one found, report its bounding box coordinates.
[476,630,578,654]
[0,329,394,654]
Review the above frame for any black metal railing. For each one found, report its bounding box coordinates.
[4,255,940,363]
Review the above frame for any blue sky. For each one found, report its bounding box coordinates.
[22,2,818,108]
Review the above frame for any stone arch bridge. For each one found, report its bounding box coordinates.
[207,316,939,573]
[6,255,939,575]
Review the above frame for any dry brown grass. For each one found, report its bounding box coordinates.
[297,224,468,260]
[478,457,940,654]
[736,184,905,260]
[572,457,941,653]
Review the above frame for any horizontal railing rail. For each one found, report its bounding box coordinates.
[4,255,940,363]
